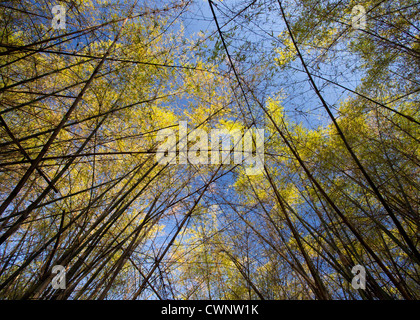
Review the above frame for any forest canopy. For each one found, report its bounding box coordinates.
[0,0,419,300]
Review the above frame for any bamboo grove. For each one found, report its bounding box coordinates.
[0,0,419,299]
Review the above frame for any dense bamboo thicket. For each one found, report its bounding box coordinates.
[0,0,419,299]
